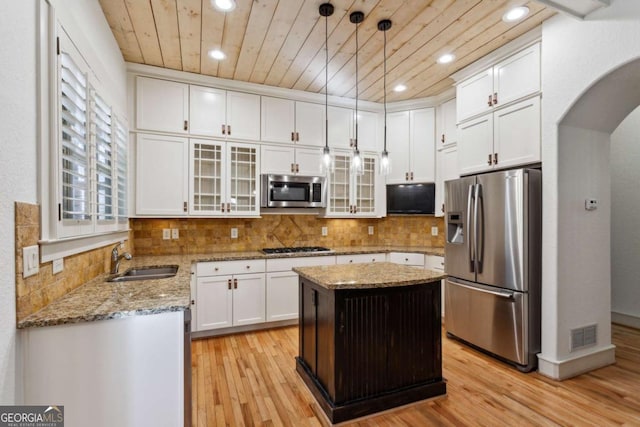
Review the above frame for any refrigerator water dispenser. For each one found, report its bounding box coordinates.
[447,212,464,244]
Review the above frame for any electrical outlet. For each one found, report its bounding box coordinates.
[171,228,179,239]
[52,258,64,274]
[231,228,238,239]
[368,226,374,235]
[431,226,439,236]
[585,198,598,211]
[23,245,40,278]
[321,226,328,236]
[162,229,171,240]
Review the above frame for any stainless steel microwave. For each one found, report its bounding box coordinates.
[261,174,326,208]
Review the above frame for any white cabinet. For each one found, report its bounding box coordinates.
[190,140,260,216]
[389,252,425,268]
[425,255,445,316]
[435,144,459,217]
[458,97,540,175]
[386,108,435,184]
[136,76,188,134]
[265,255,335,322]
[437,98,457,147]
[456,43,540,123]
[355,110,379,152]
[327,106,379,152]
[327,151,380,217]
[336,253,386,264]
[261,144,322,176]
[261,97,325,146]
[194,259,266,331]
[136,133,189,215]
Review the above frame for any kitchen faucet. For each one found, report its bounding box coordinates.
[110,243,132,274]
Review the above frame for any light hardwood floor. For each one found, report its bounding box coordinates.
[192,324,640,426]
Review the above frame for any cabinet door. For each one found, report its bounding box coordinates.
[136,77,188,133]
[493,43,540,108]
[336,253,386,264]
[458,113,493,175]
[441,98,457,145]
[190,139,224,215]
[389,252,425,267]
[226,143,259,215]
[266,271,299,321]
[295,147,323,176]
[136,134,188,215]
[435,144,458,217]
[410,108,435,183]
[386,111,410,184]
[456,70,493,123]
[354,154,377,215]
[327,153,352,215]
[189,85,226,137]
[327,106,353,149]
[261,96,295,143]
[196,275,233,331]
[295,101,325,147]
[355,110,379,152]
[261,144,296,175]
[226,91,260,141]
[232,273,266,326]
[493,96,540,169]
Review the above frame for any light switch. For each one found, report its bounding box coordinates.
[162,229,171,240]
[231,228,238,239]
[431,226,439,236]
[23,245,40,278]
[171,228,179,239]
[321,226,328,236]
[53,258,64,274]
[368,226,374,235]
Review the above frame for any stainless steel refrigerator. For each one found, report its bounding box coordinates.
[444,168,541,372]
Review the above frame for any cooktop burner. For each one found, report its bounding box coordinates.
[262,246,332,254]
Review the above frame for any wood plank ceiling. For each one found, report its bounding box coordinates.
[99,0,555,102]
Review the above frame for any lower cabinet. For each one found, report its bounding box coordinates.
[389,252,425,268]
[336,253,386,264]
[425,255,445,317]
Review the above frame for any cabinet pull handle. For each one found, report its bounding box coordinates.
[296,164,299,173]
[228,279,232,290]
[493,92,498,105]
[214,267,219,271]
[441,203,445,213]
[222,124,226,135]
[291,163,295,173]
[488,154,492,165]
[191,299,195,305]
[221,203,225,213]
[184,120,188,131]
[410,172,414,181]
[227,203,231,212]
[493,153,498,165]
[291,131,295,141]
[246,265,250,270]
[183,201,188,212]
[405,172,409,181]
[227,125,231,135]
[296,132,300,141]
[441,134,445,143]
[234,278,238,289]
[488,94,493,107]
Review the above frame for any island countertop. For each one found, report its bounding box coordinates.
[293,262,447,290]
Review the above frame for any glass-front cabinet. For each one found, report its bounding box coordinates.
[327,151,378,217]
[190,139,259,216]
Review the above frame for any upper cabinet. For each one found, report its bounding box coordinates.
[261,96,325,146]
[327,151,380,217]
[326,106,379,152]
[386,108,435,184]
[456,43,540,123]
[136,77,189,134]
[436,98,457,147]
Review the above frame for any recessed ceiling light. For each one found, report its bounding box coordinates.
[502,6,529,22]
[212,0,236,12]
[437,53,455,64]
[394,84,407,92]
[208,49,226,60]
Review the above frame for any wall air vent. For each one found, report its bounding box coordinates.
[570,324,597,352]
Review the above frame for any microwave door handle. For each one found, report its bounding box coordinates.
[474,183,484,274]
[467,184,475,272]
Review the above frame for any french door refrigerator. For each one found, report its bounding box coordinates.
[444,168,541,372]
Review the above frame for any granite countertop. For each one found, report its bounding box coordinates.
[18,246,444,329]
[294,262,447,290]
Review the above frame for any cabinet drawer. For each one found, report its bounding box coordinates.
[425,255,445,271]
[388,252,425,266]
[197,259,265,276]
[266,255,335,272]
[336,253,386,264]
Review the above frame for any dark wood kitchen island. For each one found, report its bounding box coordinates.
[293,262,447,424]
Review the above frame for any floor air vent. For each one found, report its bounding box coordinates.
[570,324,597,352]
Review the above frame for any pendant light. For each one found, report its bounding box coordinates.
[350,11,364,176]
[319,3,334,174]
[378,19,392,175]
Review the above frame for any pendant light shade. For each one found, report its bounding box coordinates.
[378,19,392,176]
[350,11,365,176]
[319,3,334,174]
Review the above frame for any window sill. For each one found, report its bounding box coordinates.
[39,230,130,263]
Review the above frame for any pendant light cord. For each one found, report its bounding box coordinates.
[383,28,387,152]
[325,11,328,151]
[354,18,359,150]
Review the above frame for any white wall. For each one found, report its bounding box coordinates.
[610,106,640,328]
[540,0,640,378]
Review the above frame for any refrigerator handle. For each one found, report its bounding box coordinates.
[475,183,484,273]
[467,184,475,272]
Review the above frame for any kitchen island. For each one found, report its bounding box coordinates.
[293,262,447,423]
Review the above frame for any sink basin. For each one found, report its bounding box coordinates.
[108,265,179,282]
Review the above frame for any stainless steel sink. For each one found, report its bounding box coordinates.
[108,265,179,282]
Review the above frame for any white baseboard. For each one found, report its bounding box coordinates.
[537,345,616,380]
[612,311,640,329]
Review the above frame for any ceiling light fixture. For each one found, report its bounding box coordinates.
[319,3,334,174]
[350,10,365,176]
[502,6,530,22]
[437,53,455,64]
[378,19,392,176]
[208,49,226,60]
[393,83,406,93]
[212,0,236,12]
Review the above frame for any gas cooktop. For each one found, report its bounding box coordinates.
[262,246,332,255]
